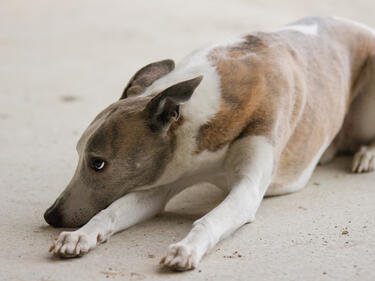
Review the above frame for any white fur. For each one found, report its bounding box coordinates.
[137,39,249,187]
[277,24,318,36]
[51,184,181,256]
[160,136,274,269]
[352,144,375,173]
[52,134,275,270]
[140,37,245,125]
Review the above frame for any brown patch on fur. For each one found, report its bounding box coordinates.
[224,34,266,59]
[196,34,283,153]
[196,17,375,191]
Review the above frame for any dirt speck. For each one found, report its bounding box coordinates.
[313,182,320,186]
[148,254,155,258]
[130,272,146,280]
[298,206,307,210]
[60,95,78,102]
[100,270,124,277]
[342,230,349,235]
[224,252,243,259]
[0,113,8,119]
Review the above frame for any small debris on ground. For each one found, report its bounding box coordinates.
[100,270,124,277]
[148,254,155,258]
[0,113,9,119]
[130,272,146,280]
[223,251,243,258]
[60,95,78,102]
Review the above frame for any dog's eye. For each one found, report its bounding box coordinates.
[91,158,105,171]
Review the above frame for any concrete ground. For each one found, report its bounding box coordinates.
[1,0,375,280]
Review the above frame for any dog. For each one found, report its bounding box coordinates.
[44,17,375,271]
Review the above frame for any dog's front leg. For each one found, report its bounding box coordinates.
[50,186,173,257]
[160,136,274,270]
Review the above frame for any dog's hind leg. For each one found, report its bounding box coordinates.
[352,140,375,172]
[160,136,274,271]
[344,54,375,173]
[49,183,189,258]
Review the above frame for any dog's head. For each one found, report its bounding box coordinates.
[44,59,202,227]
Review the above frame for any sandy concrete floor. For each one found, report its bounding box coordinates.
[1,0,375,280]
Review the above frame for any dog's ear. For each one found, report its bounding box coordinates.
[120,59,175,99]
[145,76,203,131]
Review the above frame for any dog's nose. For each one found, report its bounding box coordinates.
[44,200,63,227]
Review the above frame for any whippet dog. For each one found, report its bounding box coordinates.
[45,17,375,270]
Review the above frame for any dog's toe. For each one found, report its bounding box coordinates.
[160,243,200,271]
[50,231,97,258]
[352,147,375,173]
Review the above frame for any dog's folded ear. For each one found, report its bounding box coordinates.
[145,76,203,132]
[120,59,175,99]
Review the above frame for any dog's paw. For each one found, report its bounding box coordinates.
[352,147,375,173]
[160,243,201,271]
[49,231,103,258]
